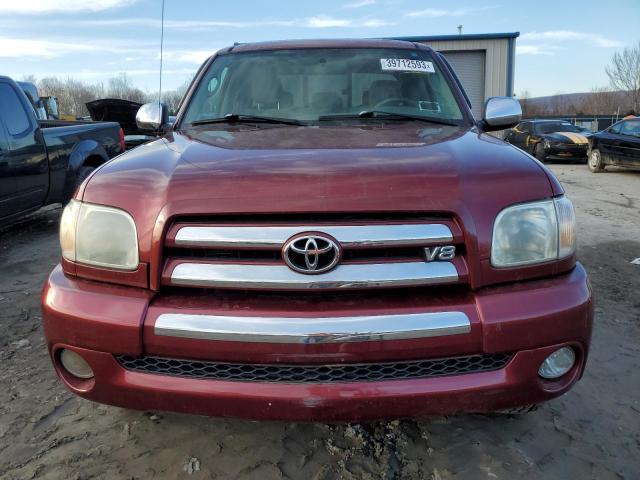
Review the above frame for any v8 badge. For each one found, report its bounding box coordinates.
[424,245,456,262]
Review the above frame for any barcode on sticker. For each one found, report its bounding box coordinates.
[380,59,435,73]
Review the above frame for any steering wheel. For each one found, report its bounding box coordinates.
[373,97,415,109]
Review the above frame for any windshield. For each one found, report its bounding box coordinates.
[535,122,580,134]
[181,48,465,125]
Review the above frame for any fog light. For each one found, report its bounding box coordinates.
[538,347,575,379]
[59,349,94,379]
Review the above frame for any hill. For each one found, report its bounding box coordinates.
[520,90,634,116]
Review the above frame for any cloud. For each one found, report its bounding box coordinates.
[305,15,352,28]
[405,7,494,17]
[362,18,393,27]
[0,0,134,14]
[0,35,151,58]
[81,18,296,29]
[343,0,376,8]
[0,35,212,65]
[0,37,96,58]
[516,30,624,57]
[520,31,623,48]
[405,8,452,17]
[161,50,215,64]
[516,45,558,56]
[304,15,391,28]
[80,15,388,30]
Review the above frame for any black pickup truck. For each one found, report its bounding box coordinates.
[0,76,124,221]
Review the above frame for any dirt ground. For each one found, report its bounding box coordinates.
[1,164,638,480]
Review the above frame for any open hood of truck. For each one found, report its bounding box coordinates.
[86,98,143,136]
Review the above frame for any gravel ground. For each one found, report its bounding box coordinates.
[0,164,638,480]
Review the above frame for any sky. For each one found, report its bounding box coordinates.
[0,0,638,98]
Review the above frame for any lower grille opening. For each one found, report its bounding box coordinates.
[115,353,512,384]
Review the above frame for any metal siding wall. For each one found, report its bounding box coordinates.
[496,40,508,97]
[417,38,510,108]
[440,51,486,118]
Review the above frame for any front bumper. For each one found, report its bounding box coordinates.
[42,264,593,421]
[547,143,589,160]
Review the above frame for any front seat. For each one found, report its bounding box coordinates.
[248,65,281,111]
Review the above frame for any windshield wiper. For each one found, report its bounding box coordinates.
[190,113,305,126]
[318,111,459,126]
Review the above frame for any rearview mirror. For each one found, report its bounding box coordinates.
[136,102,169,132]
[481,97,522,132]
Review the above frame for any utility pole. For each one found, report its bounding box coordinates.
[457,25,463,35]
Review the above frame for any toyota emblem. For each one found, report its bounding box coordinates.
[283,234,341,274]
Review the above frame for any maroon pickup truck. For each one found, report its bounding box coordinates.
[42,39,592,421]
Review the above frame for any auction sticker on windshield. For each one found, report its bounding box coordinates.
[380,59,435,73]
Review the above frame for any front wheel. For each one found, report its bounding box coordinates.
[588,148,605,172]
[534,143,547,163]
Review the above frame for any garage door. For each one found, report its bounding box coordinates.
[441,51,485,118]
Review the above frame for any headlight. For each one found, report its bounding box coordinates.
[491,196,576,267]
[60,200,139,270]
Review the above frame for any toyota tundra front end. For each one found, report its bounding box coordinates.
[41,39,592,421]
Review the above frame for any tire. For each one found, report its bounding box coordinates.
[75,166,95,189]
[534,143,547,163]
[588,148,605,173]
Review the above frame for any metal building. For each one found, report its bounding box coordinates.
[393,33,519,118]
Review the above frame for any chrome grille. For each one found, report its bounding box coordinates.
[169,262,458,290]
[162,220,463,291]
[165,245,428,262]
[173,224,453,248]
[116,353,512,383]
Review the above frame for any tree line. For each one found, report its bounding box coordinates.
[518,88,632,118]
[21,73,192,118]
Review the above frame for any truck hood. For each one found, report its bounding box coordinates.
[82,123,561,261]
[86,98,143,136]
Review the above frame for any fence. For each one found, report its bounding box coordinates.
[523,115,624,132]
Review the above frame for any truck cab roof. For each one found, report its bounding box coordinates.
[219,38,433,55]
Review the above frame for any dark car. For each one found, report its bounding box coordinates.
[505,120,590,162]
[0,76,124,222]
[588,117,640,172]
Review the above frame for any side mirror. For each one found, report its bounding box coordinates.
[481,97,522,132]
[136,102,169,132]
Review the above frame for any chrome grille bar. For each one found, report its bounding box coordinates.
[169,262,458,290]
[174,224,453,248]
[154,311,471,343]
